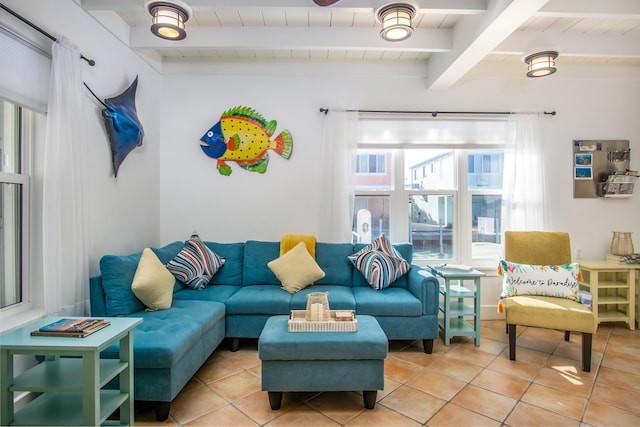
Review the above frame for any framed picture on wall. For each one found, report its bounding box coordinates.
[575,167,593,180]
[575,153,592,166]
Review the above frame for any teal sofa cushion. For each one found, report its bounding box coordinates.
[205,242,244,285]
[314,242,354,286]
[353,285,422,316]
[154,241,187,264]
[225,285,291,314]
[101,299,225,368]
[290,285,356,311]
[99,241,183,316]
[100,252,144,316]
[173,285,240,304]
[243,241,280,285]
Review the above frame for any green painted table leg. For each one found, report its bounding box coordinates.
[82,351,100,426]
[120,330,135,425]
[1,349,14,425]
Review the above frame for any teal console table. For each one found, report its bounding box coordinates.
[0,316,142,426]
[428,266,485,346]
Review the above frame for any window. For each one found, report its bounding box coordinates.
[0,98,37,315]
[353,195,389,244]
[468,150,503,260]
[356,153,386,174]
[354,150,393,191]
[0,99,32,311]
[352,115,507,266]
[1,21,49,329]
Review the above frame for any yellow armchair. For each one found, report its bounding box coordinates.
[503,231,596,372]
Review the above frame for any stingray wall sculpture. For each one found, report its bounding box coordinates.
[87,76,145,177]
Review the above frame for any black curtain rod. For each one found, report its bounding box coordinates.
[319,108,556,117]
[0,3,95,66]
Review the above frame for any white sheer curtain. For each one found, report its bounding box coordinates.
[42,36,90,316]
[318,109,358,242]
[501,113,549,231]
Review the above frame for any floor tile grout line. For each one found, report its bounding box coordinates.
[519,328,596,425]
[580,327,611,425]
[155,322,639,426]
[465,331,545,426]
[424,324,585,425]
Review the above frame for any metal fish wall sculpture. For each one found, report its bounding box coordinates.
[199,106,293,176]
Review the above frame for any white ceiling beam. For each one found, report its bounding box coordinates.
[129,26,452,52]
[424,0,550,90]
[80,0,488,14]
[495,31,640,58]
[537,0,640,19]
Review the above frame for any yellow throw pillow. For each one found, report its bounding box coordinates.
[280,233,316,258]
[268,242,326,293]
[132,248,175,310]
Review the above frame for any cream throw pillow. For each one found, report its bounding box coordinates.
[268,242,326,293]
[132,248,175,310]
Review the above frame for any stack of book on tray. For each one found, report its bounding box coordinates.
[31,318,110,338]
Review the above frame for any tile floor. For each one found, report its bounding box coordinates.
[134,320,640,426]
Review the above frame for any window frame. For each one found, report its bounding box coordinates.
[0,102,36,329]
[354,115,507,268]
[355,152,387,175]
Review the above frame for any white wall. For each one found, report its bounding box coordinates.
[158,60,640,316]
[159,60,639,249]
[2,0,163,277]
[5,1,639,316]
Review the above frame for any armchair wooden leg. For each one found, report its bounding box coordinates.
[508,324,516,361]
[582,333,592,372]
[564,331,571,341]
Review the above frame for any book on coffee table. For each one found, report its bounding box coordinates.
[31,318,110,338]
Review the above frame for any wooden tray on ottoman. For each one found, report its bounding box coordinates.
[288,310,358,332]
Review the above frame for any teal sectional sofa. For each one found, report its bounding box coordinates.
[89,239,439,420]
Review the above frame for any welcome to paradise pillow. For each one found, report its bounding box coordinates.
[498,260,583,302]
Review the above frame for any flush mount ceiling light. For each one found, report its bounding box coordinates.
[524,51,558,78]
[376,3,416,42]
[146,0,192,41]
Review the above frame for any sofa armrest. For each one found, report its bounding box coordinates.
[407,267,439,316]
[90,275,108,316]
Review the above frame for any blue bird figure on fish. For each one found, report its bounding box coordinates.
[200,106,293,175]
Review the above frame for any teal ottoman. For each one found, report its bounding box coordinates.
[258,315,388,410]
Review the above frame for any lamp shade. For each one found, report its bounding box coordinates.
[146,1,192,40]
[524,51,558,78]
[377,4,415,42]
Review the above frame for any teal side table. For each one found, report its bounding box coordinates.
[428,265,485,346]
[0,316,142,426]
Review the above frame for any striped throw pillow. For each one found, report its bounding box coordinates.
[348,234,411,290]
[166,233,225,290]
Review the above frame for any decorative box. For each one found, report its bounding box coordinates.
[288,310,358,332]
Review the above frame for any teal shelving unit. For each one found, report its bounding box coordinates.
[0,317,141,426]
[428,266,485,346]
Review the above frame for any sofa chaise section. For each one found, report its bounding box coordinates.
[89,242,229,420]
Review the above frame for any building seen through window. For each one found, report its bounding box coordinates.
[352,117,507,265]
